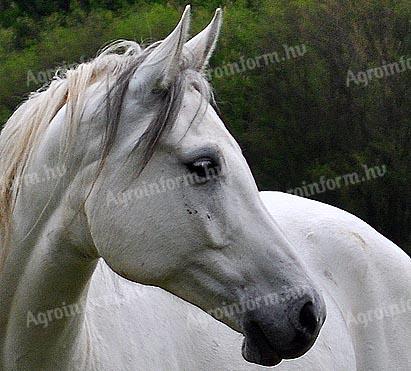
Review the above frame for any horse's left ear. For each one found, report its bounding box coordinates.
[185,8,222,72]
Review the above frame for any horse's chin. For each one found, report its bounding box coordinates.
[241,335,283,367]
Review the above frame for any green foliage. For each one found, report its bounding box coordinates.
[0,0,409,253]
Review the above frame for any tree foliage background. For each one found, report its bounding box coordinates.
[0,0,409,254]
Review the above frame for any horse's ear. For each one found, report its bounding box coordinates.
[130,5,190,91]
[185,8,222,72]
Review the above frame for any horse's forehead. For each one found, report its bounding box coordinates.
[166,88,240,152]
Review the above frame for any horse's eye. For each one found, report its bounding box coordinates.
[186,157,220,182]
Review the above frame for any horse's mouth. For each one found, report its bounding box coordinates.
[241,323,283,367]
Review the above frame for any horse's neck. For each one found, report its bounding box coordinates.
[0,97,110,368]
[0,205,97,370]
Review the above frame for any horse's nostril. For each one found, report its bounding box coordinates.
[299,301,318,334]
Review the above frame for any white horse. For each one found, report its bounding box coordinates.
[0,6,410,371]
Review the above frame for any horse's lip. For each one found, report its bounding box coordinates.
[241,331,283,367]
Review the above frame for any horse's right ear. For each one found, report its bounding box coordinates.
[129,5,191,93]
[184,8,222,72]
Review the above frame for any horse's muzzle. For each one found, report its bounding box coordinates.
[240,288,326,366]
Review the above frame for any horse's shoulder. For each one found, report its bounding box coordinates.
[261,190,373,230]
[260,191,411,293]
[260,191,408,259]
